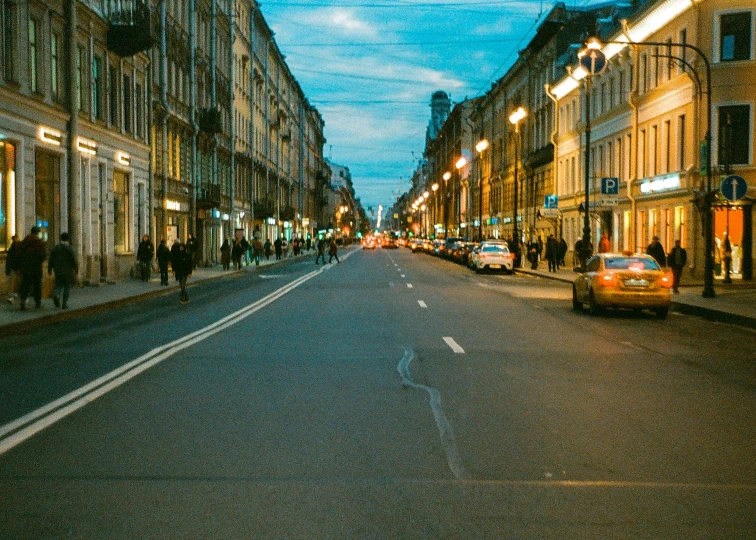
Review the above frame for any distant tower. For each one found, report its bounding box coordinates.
[426,90,451,144]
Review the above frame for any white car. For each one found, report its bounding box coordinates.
[473,243,514,273]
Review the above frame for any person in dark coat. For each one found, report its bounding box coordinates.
[545,234,559,272]
[220,238,231,271]
[315,237,327,265]
[328,238,340,264]
[558,237,568,268]
[48,232,79,309]
[157,239,171,285]
[5,234,21,305]
[18,226,47,310]
[264,239,272,260]
[252,237,263,266]
[646,236,666,267]
[527,237,539,270]
[170,240,182,280]
[667,240,687,293]
[186,233,198,269]
[274,237,283,260]
[172,242,193,303]
[231,239,244,270]
[136,234,154,281]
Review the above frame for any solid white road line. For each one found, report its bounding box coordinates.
[418,300,427,308]
[443,337,465,354]
[0,269,324,456]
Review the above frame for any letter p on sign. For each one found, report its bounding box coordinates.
[601,177,619,195]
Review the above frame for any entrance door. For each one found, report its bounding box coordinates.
[99,163,107,280]
[35,149,60,252]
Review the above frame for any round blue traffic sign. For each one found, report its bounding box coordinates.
[720,175,748,202]
[580,49,607,75]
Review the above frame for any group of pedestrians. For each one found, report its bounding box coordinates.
[138,234,193,303]
[314,237,340,265]
[646,236,687,293]
[526,235,568,272]
[5,226,79,310]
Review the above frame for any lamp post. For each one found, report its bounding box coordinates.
[443,171,451,238]
[431,182,439,238]
[455,156,467,237]
[476,139,489,242]
[509,106,527,267]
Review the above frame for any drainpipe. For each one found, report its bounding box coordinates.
[189,0,198,239]
[229,2,235,241]
[249,7,256,234]
[545,83,560,240]
[210,0,218,262]
[159,0,169,242]
[66,0,82,261]
[623,24,639,253]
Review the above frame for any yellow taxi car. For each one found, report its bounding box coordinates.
[572,253,673,318]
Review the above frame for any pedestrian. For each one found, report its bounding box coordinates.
[48,232,79,309]
[646,236,666,267]
[157,239,171,285]
[599,232,610,253]
[274,237,283,260]
[545,234,559,272]
[722,233,733,279]
[574,238,583,267]
[136,234,154,281]
[282,237,289,258]
[558,236,568,268]
[18,226,47,310]
[241,236,250,266]
[306,236,312,251]
[232,239,244,270]
[527,237,539,270]
[5,234,21,305]
[264,239,272,260]
[186,233,198,269]
[170,238,182,279]
[172,241,193,303]
[667,239,687,293]
[315,237,327,265]
[328,238,340,264]
[292,237,300,256]
[252,237,262,266]
[220,238,231,271]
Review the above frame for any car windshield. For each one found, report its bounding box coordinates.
[482,245,508,253]
[604,257,660,271]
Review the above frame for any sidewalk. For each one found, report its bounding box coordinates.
[515,264,756,328]
[0,252,306,336]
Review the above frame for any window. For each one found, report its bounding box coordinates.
[50,33,60,101]
[109,64,119,127]
[718,104,751,166]
[719,11,752,62]
[0,141,15,251]
[135,82,143,138]
[93,56,103,119]
[123,73,131,134]
[678,115,686,170]
[113,170,129,252]
[76,45,84,111]
[29,18,38,93]
[2,2,17,82]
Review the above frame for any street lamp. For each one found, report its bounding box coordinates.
[443,171,451,238]
[509,106,527,266]
[476,139,489,242]
[455,157,467,236]
[431,182,439,237]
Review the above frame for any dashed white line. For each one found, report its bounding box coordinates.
[401,274,406,278]
[418,300,427,308]
[443,337,465,353]
[407,283,413,288]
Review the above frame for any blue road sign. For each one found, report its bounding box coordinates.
[544,194,558,208]
[580,49,607,75]
[720,175,748,202]
[601,177,619,195]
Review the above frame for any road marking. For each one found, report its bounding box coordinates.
[397,347,468,480]
[401,274,406,278]
[418,300,427,308]
[443,337,465,353]
[389,282,395,288]
[407,283,413,288]
[0,269,324,456]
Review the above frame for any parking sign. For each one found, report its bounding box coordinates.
[601,177,619,195]
[543,195,558,209]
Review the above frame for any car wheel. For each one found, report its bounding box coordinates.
[475,265,482,274]
[655,306,669,319]
[572,285,583,311]
[588,289,603,315]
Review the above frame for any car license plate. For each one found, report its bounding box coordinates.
[490,264,501,269]
[625,279,649,287]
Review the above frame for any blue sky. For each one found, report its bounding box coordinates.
[259,0,581,211]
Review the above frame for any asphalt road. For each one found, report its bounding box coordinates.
[1,246,754,538]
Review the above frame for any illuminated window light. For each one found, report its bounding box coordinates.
[76,136,98,156]
[38,126,62,146]
[115,151,131,166]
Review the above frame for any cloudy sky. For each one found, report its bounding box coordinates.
[258,0,588,212]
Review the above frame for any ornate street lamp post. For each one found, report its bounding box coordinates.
[509,106,527,267]
[476,139,489,242]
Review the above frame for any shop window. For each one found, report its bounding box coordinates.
[34,150,60,252]
[718,104,751,166]
[113,170,129,252]
[0,141,15,251]
[719,11,752,62]
[674,206,686,247]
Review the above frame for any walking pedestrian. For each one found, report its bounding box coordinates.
[527,237,539,270]
[315,237,327,265]
[274,237,283,260]
[646,236,666,267]
[599,232,610,253]
[186,233,198,269]
[241,236,250,266]
[232,239,244,270]
[252,237,262,266]
[5,234,21,305]
[170,238,182,279]
[558,236,568,268]
[136,234,154,281]
[667,239,687,293]
[546,234,559,272]
[172,241,193,304]
[48,232,79,309]
[328,238,340,264]
[264,239,272,260]
[306,237,312,251]
[220,238,231,270]
[18,226,46,310]
[157,239,171,285]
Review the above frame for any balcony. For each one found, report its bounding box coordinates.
[199,107,222,135]
[197,184,221,209]
[104,0,157,58]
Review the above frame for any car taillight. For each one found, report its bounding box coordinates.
[596,272,619,288]
[659,271,674,288]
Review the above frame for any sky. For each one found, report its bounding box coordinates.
[258,0,591,212]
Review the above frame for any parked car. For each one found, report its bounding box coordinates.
[572,253,673,318]
[460,242,479,266]
[439,236,463,259]
[473,243,514,273]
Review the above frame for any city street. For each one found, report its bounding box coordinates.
[1,247,755,538]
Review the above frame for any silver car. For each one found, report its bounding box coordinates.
[473,243,514,273]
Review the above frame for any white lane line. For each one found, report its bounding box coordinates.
[418,300,427,308]
[389,282,395,288]
[407,283,413,288]
[401,274,406,278]
[443,337,465,354]
[0,269,324,456]
[397,347,468,480]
